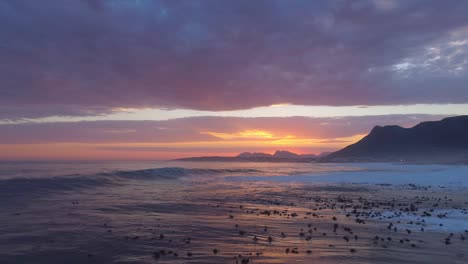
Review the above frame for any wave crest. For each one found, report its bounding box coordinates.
[110,167,262,180]
[0,167,263,200]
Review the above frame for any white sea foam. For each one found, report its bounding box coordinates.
[231,163,468,187]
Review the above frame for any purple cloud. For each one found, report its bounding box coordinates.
[1,0,468,118]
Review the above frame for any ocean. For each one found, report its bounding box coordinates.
[1,161,468,263]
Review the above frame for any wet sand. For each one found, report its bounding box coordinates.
[1,169,468,264]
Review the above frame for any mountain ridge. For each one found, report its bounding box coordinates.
[174,150,327,162]
[174,116,468,164]
[325,115,468,163]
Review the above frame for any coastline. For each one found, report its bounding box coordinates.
[1,161,468,263]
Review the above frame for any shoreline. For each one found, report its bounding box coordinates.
[1,162,468,263]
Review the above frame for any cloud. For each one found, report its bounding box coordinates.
[0,114,446,144]
[201,130,278,140]
[1,0,468,118]
[0,114,449,159]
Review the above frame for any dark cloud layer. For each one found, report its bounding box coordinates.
[1,0,468,118]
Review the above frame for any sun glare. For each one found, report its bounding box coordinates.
[202,130,277,140]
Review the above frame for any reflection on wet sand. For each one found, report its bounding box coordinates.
[1,162,468,264]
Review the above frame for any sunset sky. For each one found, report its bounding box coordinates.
[1,0,468,160]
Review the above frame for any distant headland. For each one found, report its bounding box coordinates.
[323,115,468,164]
[173,150,330,162]
[175,116,468,164]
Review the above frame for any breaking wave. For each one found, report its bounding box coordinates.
[0,167,263,199]
[110,167,262,180]
[0,175,114,199]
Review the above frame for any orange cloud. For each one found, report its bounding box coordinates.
[201,129,366,149]
[3,114,433,161]
[271,134,366,148]
[0,133,366,160]
[201,130,278,140]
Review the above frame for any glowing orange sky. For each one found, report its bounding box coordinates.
[1,1,468,161]
[0,115,448,160]
[0,130,366,160]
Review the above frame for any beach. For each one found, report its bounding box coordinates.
[1,161,467,263]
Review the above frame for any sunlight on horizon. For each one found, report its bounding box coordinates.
[0,131,366,160]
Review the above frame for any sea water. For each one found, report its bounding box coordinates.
[1,161,467,263]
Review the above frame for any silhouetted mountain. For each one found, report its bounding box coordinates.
[175,150,318,162]
[272,150,301,158]
[236,150,316,159]
[326,116,468,163]
[237,152,273,158]
[317,152,332,158]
